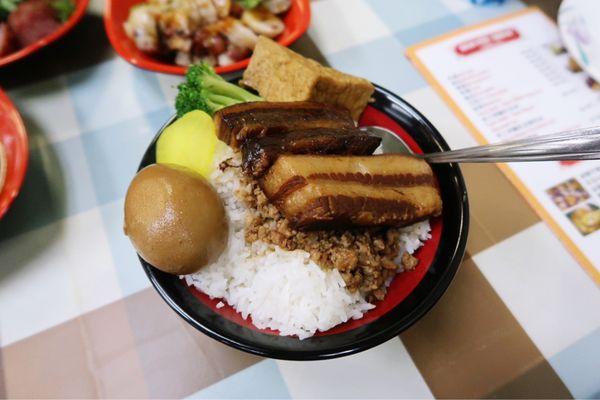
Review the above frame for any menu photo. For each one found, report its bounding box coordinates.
[407,7,600,284]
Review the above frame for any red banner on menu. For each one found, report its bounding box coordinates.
[455,28,520,56]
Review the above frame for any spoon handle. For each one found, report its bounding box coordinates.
[423,126,600,163]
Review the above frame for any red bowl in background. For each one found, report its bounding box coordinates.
[0,89,28,220]
[0,0,90,67]
[104,0,311,75]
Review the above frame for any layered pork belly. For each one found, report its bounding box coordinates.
[241,128,381,177]
[260,154,442,230]
[214,101,355,148]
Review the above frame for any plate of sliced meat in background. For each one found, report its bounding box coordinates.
[0,0,89,67]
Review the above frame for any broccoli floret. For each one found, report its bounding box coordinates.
[0,0,21,19]
[235,0,262,9]
[52,0,75,22]
[175,62,262,117]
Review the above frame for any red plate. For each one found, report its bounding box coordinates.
[0,0,90,67]
[104,0,311,75]
[0,89,28,220]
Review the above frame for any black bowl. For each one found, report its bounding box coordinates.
[136,84,469,360]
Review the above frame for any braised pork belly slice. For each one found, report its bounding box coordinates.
[213,101,355,148]
[241,128,381,177]
[260,154,442,230]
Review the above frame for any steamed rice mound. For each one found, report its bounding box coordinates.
[183,146,431,339]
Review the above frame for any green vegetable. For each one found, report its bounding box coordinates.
[51,0,75,22]
[0,0,20,19]
[235,0,262,9]
[175,62,263,118]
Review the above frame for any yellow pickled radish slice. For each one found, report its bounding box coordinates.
[156,110,217,178]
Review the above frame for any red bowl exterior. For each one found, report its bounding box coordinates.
[0,89,28,220]
[104,0,311,75]
[0,0,90,67]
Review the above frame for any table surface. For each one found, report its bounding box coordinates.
[1,0,599,398]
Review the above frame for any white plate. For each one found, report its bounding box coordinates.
[558,0,600,82]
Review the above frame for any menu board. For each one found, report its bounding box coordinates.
[407,7,600,284]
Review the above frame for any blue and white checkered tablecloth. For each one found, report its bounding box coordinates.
[1,0,599,398]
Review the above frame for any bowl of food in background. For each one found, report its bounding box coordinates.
[104,0,311,75]
[0,89,28,220]
[0,0,89,67]
[123,39,469,359]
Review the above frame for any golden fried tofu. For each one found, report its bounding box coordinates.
[242,37,374,120]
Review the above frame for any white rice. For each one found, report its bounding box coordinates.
[183,146,430,339]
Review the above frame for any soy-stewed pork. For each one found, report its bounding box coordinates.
[260,154,442,230]
[214,101,355,148]
[241,128,381,177]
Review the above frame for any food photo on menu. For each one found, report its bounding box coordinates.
[1,0,600,399]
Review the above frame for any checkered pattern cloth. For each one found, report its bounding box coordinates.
[1,0,599,398]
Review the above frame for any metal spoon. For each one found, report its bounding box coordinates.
[361,125,600,163]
